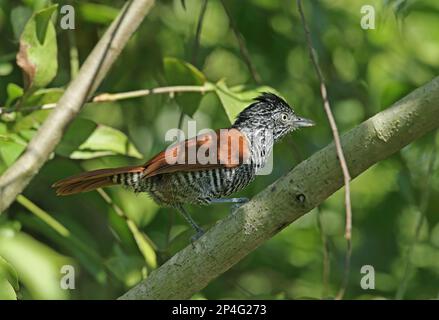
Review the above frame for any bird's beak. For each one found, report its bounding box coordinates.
[294,117,315,127]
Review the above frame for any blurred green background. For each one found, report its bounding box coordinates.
[0,0,438,299]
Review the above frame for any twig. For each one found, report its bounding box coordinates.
[0,84,214,115]
[296,0,352,300]
[93,83,214,102]
[191,0,209,65]
[16,195,70,236]
[395,139,437,299]
[220,0,261,84]
[0,0,156,213]
[119,76,439,299]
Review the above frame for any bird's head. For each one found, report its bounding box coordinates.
[232,92,315,141]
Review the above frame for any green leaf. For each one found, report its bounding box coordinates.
[55,118,97,157]
[13,110,50,133]
[126,220,157,269]
[16,5,58,90]
[163,57,206,116]
[25,87,64,106]
[6,83,24,107]
[13,88,64,132]
[0,230,71,299]
[0,278,17,300]
[56,118,143,159]
[0,62,13,76]
[215,82,279,123]
[0,127,28,168]
[0,256,20,292]
[78,3,119,25]
[0,140,26,167]
[15,202,108,284]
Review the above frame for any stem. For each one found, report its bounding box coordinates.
[220,0,261,84]
[92,83,214,102]
[296,0,353,299]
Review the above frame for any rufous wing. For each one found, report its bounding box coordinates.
[142,128,250,178]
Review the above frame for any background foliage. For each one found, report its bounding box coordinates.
[0,0,438,299]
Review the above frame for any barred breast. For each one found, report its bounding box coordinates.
[130,164,256,207]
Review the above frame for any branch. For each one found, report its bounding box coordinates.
[119,76,439,299]
[0,0,155,212]
[0,84,214,114]
[93,83,214,102]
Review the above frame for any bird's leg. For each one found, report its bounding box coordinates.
[210,198,249,204]
[210,198,249,214]
[176,205,204,243]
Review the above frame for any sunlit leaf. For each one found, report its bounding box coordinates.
[6,83,24,107]
[78,3,118,25]
[56,118,143,159]
[16,213,107,284]
[0,133,27,167]
[16,5,58,90]
[215,82,279,123]
[0,255,20,296]
[163,57,206,116]
[126,220,157,269]
[13,88,64,132]
[25,87,64,106]
[0,230,70,299]
[0,279,17,299]
[0,62,13,76]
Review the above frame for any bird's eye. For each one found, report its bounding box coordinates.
[281,113,289,122]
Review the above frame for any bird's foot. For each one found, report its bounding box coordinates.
[190,228,205,248]
[230,198,249,214]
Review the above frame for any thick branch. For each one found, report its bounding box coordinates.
[0,0,155,212]
[119,76,439,300]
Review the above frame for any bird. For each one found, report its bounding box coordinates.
[52,93,315,241]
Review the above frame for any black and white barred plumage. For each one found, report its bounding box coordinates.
[111,93,311,207]
[53,93,314,239]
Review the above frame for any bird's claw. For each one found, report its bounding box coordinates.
[230,198,249,215]
[190,229,205,248]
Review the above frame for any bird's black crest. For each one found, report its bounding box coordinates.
[254,92,289,107]
[232,92,294,128]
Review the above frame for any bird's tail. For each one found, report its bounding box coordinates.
[52,165,145,196]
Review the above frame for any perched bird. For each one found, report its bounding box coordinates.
[53,93,314,241]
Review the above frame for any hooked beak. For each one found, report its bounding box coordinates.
[294,116,315,128]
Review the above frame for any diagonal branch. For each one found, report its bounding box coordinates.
[0,0,155,213]
[119,76,439,300]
